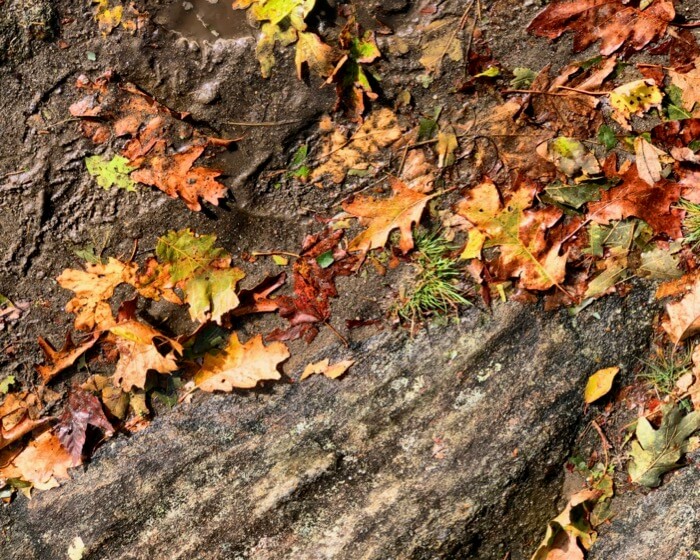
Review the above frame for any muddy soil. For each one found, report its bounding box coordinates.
[2,0,700,558]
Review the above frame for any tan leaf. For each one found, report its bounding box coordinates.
[662,279,700,343]
[634,136,663,186]
[57,258,138,331]
[1,430,74,491]
[343,177,437,254]
[300,358,354,380]
[0,392,45,450]
[195,334,289,392]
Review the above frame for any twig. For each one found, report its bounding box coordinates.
[251,251,301,258]
[41,117,81,130]
[225,119,302,127]
[324,320,349,348]
[500,89,574,97]
[591,420,611,473]
[555,85,611,96]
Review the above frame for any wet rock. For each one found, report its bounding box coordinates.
[0,291,656,560]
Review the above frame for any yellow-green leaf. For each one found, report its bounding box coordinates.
[584,366,619,404]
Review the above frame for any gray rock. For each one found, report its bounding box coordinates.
[0,292,655,560]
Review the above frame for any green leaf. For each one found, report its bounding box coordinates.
[510,67,536,89]
[155,230,245,324]
[290,145,308,168]
[598,124,617,150]
[475,66,499,78]
[543,180,603,210]
[629,404,700,487]
[85,155,137,192]
[0,375,15,394]
[316,250,334,269]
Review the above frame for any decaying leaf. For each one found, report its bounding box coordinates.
[527,0,675,56]
[628,404,700,487]
[633,136,664,187]
[35,333,100,384]
[609,80,663,130]
[419,18,463,73]
[311,108,403,183]
[584,366,619,404]
[195,333,289,392]
[531,489,602,560]
[457,178,568,291]
[56,387,114,465]
[153,229,245,324]
[0,392,45,451]
[57,258,138,331]
[92,0,147,35]
[343,178,437,254]
[300,358,354,380]
[669,58,700,114]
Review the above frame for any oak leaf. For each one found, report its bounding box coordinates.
[35,333,100,384]
[343,178,437,254]
[195,333,289,392]
[154,229,245,324]
[109,320,182,391]
[0,430,74,491]
[669,58,700,113]
[588,160,682,238]
[56,387,114,465]
[527,0,675,56]
[57,258,138,331]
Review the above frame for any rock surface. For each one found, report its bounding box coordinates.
[1,293,654,559]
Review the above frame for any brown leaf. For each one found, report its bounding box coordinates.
[195,333,289,392]
[35,333,100,384]
[527,0,675,56]
[343,178,437,254]
[56,387,114,465]
[588,160,682,238]
[0,392,45,450]
[0,430,74,490]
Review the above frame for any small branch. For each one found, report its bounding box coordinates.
[251,251,301,258]
[555,85,611,96]
[324,320,349,348]
[225,119,302,127]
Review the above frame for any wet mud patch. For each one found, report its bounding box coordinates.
[154,0,253,42]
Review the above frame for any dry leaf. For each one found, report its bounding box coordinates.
[300,358,354,380]
[35,333,100,384]
[1,430,74,491]
[662,279,700,343]
[195,333,289,392]
[584,367,619,404]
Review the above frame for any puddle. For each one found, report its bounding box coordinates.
[155,0,253,41]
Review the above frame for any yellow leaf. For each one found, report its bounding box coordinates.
[460,229,486,260]
[195,333,289,392]
[584,366,620,404]
[419,19,463,72]
[609,80,663,130]
[296,31,335,79]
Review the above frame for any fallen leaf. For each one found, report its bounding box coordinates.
[56,387,114,465]
[0,392,45,450]
[584,366,619,404]
[527,0,674,56]
[662,278,700,343]
[633,136,664,186]
[300,358,354,380]
[35,333,100,384]
[609,79,663,130]
[419,18,463,73]
[195,333,289,392]
[0,430,74,491]
[85,154,137,192]
[628,404,700,487]
[67,537,85,560]
[343,177,437,254]
[57,258,138,331]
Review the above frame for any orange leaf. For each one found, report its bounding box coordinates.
[1,430,74,491]
[35,333,100,384]
[195,333,289,392]
[343,178,436,254]
[300,358,354,380]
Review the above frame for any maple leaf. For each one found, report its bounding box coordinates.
[130,142,228,212]
[57,257,138,331]
[56,387,114,465]
[195,333,289,392]
[311,108,403,183]
[661,278,700,343]
[154,229,246,324]
[527,0,675,56]
[343,178,438,254]
[457,178,568,291]
[587,159,682,238]
[608,79,663,130]
[267,229,356,343]
[300,358,354,380]
[234,0,333,79]
[628,404,700,487]
[669,57,700,113]
[35,333,100,384]
[0,430,74,491]
[110,320,183,391]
